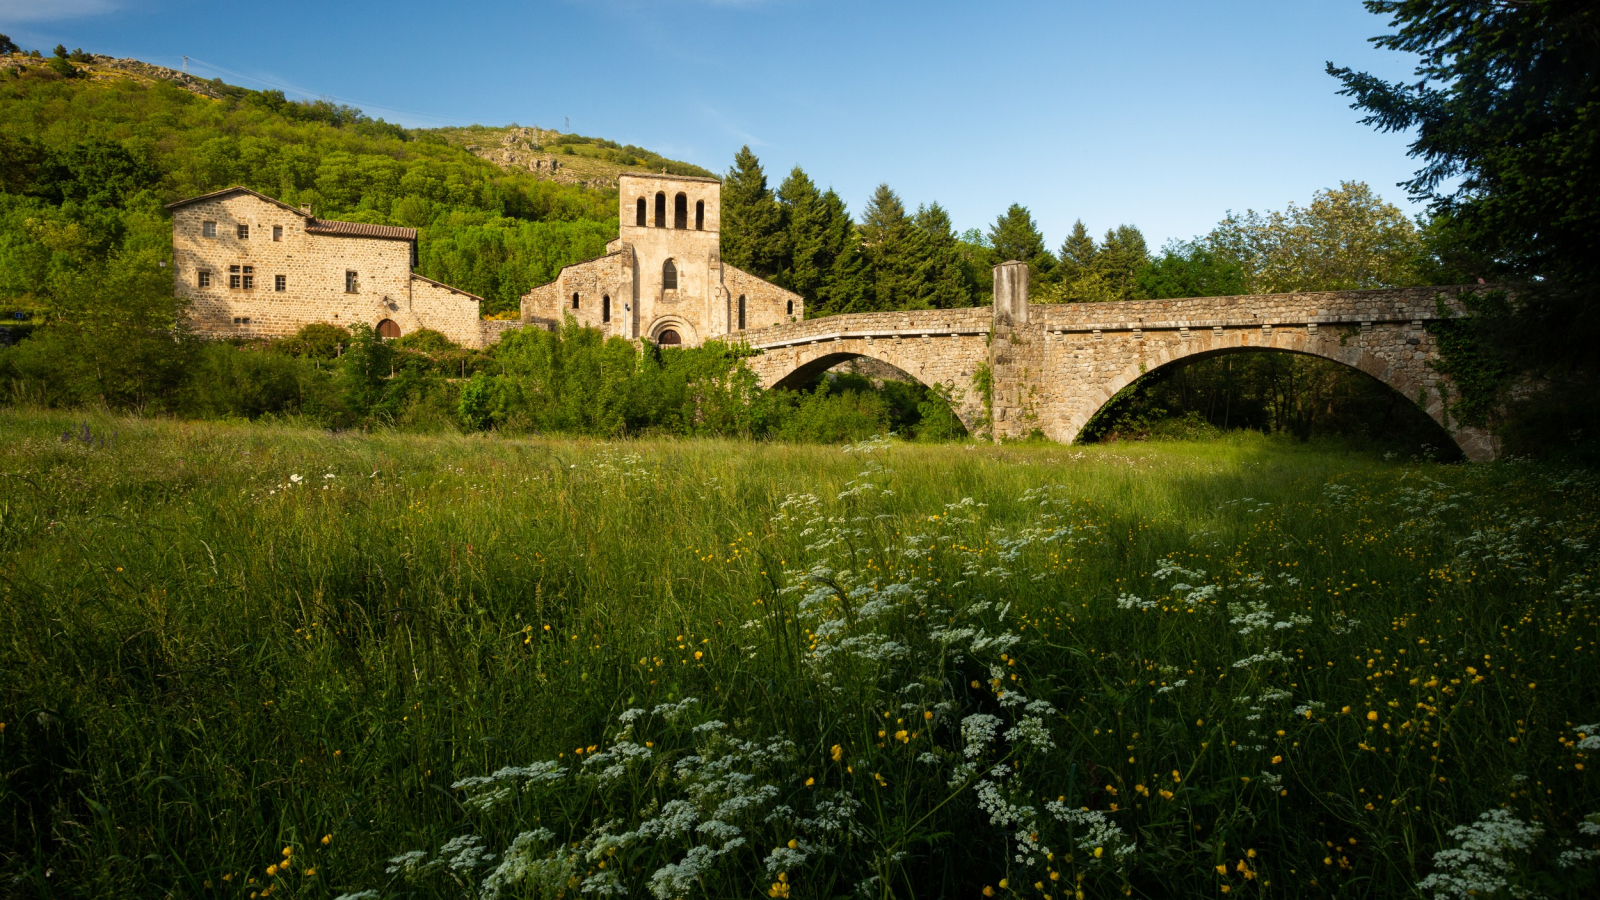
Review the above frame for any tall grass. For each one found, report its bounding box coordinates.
[0,410,1596,898]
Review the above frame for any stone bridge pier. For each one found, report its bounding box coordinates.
[739,262,1498,461]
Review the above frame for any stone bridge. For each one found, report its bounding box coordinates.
[739,261,1497,461]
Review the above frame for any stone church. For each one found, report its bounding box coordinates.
[520,173,801,346]
[167,187,506,348]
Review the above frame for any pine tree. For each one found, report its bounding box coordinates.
[720,146,785,277]
[1093,225,1151,300]
[776,167,827,301]
[987,204,1055,280]
[1056,219,1097,282]
[909,203,976,309]
[861,184,917,311]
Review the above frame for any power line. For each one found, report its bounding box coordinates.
[180,56,478,127]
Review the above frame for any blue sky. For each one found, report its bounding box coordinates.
[1,0,1426,249]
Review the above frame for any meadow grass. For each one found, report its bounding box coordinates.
[0,409,1596,899]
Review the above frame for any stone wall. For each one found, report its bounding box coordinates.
[724,264,803,334]
[170,189,494,347]
[740,279,1500,461]
[521,251,634,338]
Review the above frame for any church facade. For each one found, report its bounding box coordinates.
[520,173,802,346]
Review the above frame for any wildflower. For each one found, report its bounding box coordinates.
[804,777,814,787]
[1367,711,1379,722]
[983,888,995,897]
[999,878,1009,888]
[831,744,843,762]
[1271,755,1283,764]
[1159,789,1174,800]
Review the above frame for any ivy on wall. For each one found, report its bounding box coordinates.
[1425,292,1513,429]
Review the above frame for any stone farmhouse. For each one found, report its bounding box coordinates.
[167,187,506,348]
[520,173,801,346]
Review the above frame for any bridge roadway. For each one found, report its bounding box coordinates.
[736,264,1496,461]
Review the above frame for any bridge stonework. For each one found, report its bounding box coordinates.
[740,262,1498,461]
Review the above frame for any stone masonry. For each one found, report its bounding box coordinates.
[168,187,496,348]
[741,262,1498,461]
[520,173,802,345]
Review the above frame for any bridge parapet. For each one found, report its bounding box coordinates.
[1030,286,1475,334]
[738,307,990,349]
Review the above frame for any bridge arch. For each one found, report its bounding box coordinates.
[1056,326,1491,459]
[746,333,991,434]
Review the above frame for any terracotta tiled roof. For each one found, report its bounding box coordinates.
[164,186,308,216]
[410,272,484,302]
[306,219,418,241]
[165,187,418,242]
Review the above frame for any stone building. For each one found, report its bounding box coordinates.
[167,186,500,348]
[520,173,802,346]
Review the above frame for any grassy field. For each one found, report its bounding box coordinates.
[1,410,1596,899]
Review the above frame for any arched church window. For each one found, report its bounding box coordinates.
[786,299,794,316]
[674,193,688,229]
[738,295,746,330]
[657,329,681,346]
[572,292,580,309]
[603,295,611,323]
[662,259,678,291]
[636,198,646,227]
[654,192,667,228]
[695,200,704,231]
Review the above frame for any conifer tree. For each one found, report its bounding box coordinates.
[1093,225,1151,301]
[1056,219,1097,282]
[909,203,976,309]
[720,146,785,277]
[776,167,827,301]
[861,184,918,311]
[987,204,1055,279]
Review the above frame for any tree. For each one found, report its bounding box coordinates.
[46,45,75,78]
[1056,219,1097,283]
[1135,241,1248,299]
[0,34,20,56]
[1327,1,1599,297]
[1329,1,1600,447]
[908,203,977,309]
[861,183,918,310]
[1093,225,1150,299]
[1206,182,1421,293]
[720,146,785,278]
[987,204,1054,279]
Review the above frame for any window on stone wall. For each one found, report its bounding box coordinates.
[636,198,647,227]
[603,295,611,323]
[345,271,358,293]
[198,270,212,288]
[237,224,250,240]
[202,220,217,238]
[275,274,286,292]
[273,225,283,242]
[229,265,254,289]
[674,193,687,229]
[738,295,746,330]
[572,292,580,310]
[662,259,677,291]
[695,200,704,231]
[654,192,666,228]
[787,300,794,316]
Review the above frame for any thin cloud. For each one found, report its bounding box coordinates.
[0,0,118,22]
[699,105,765,148]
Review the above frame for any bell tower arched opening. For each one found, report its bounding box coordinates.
[654,192,667,228]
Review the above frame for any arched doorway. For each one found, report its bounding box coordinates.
[657,329,682,346]
[376,319,401,339]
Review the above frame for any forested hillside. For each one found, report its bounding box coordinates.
[0,49,643,318]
